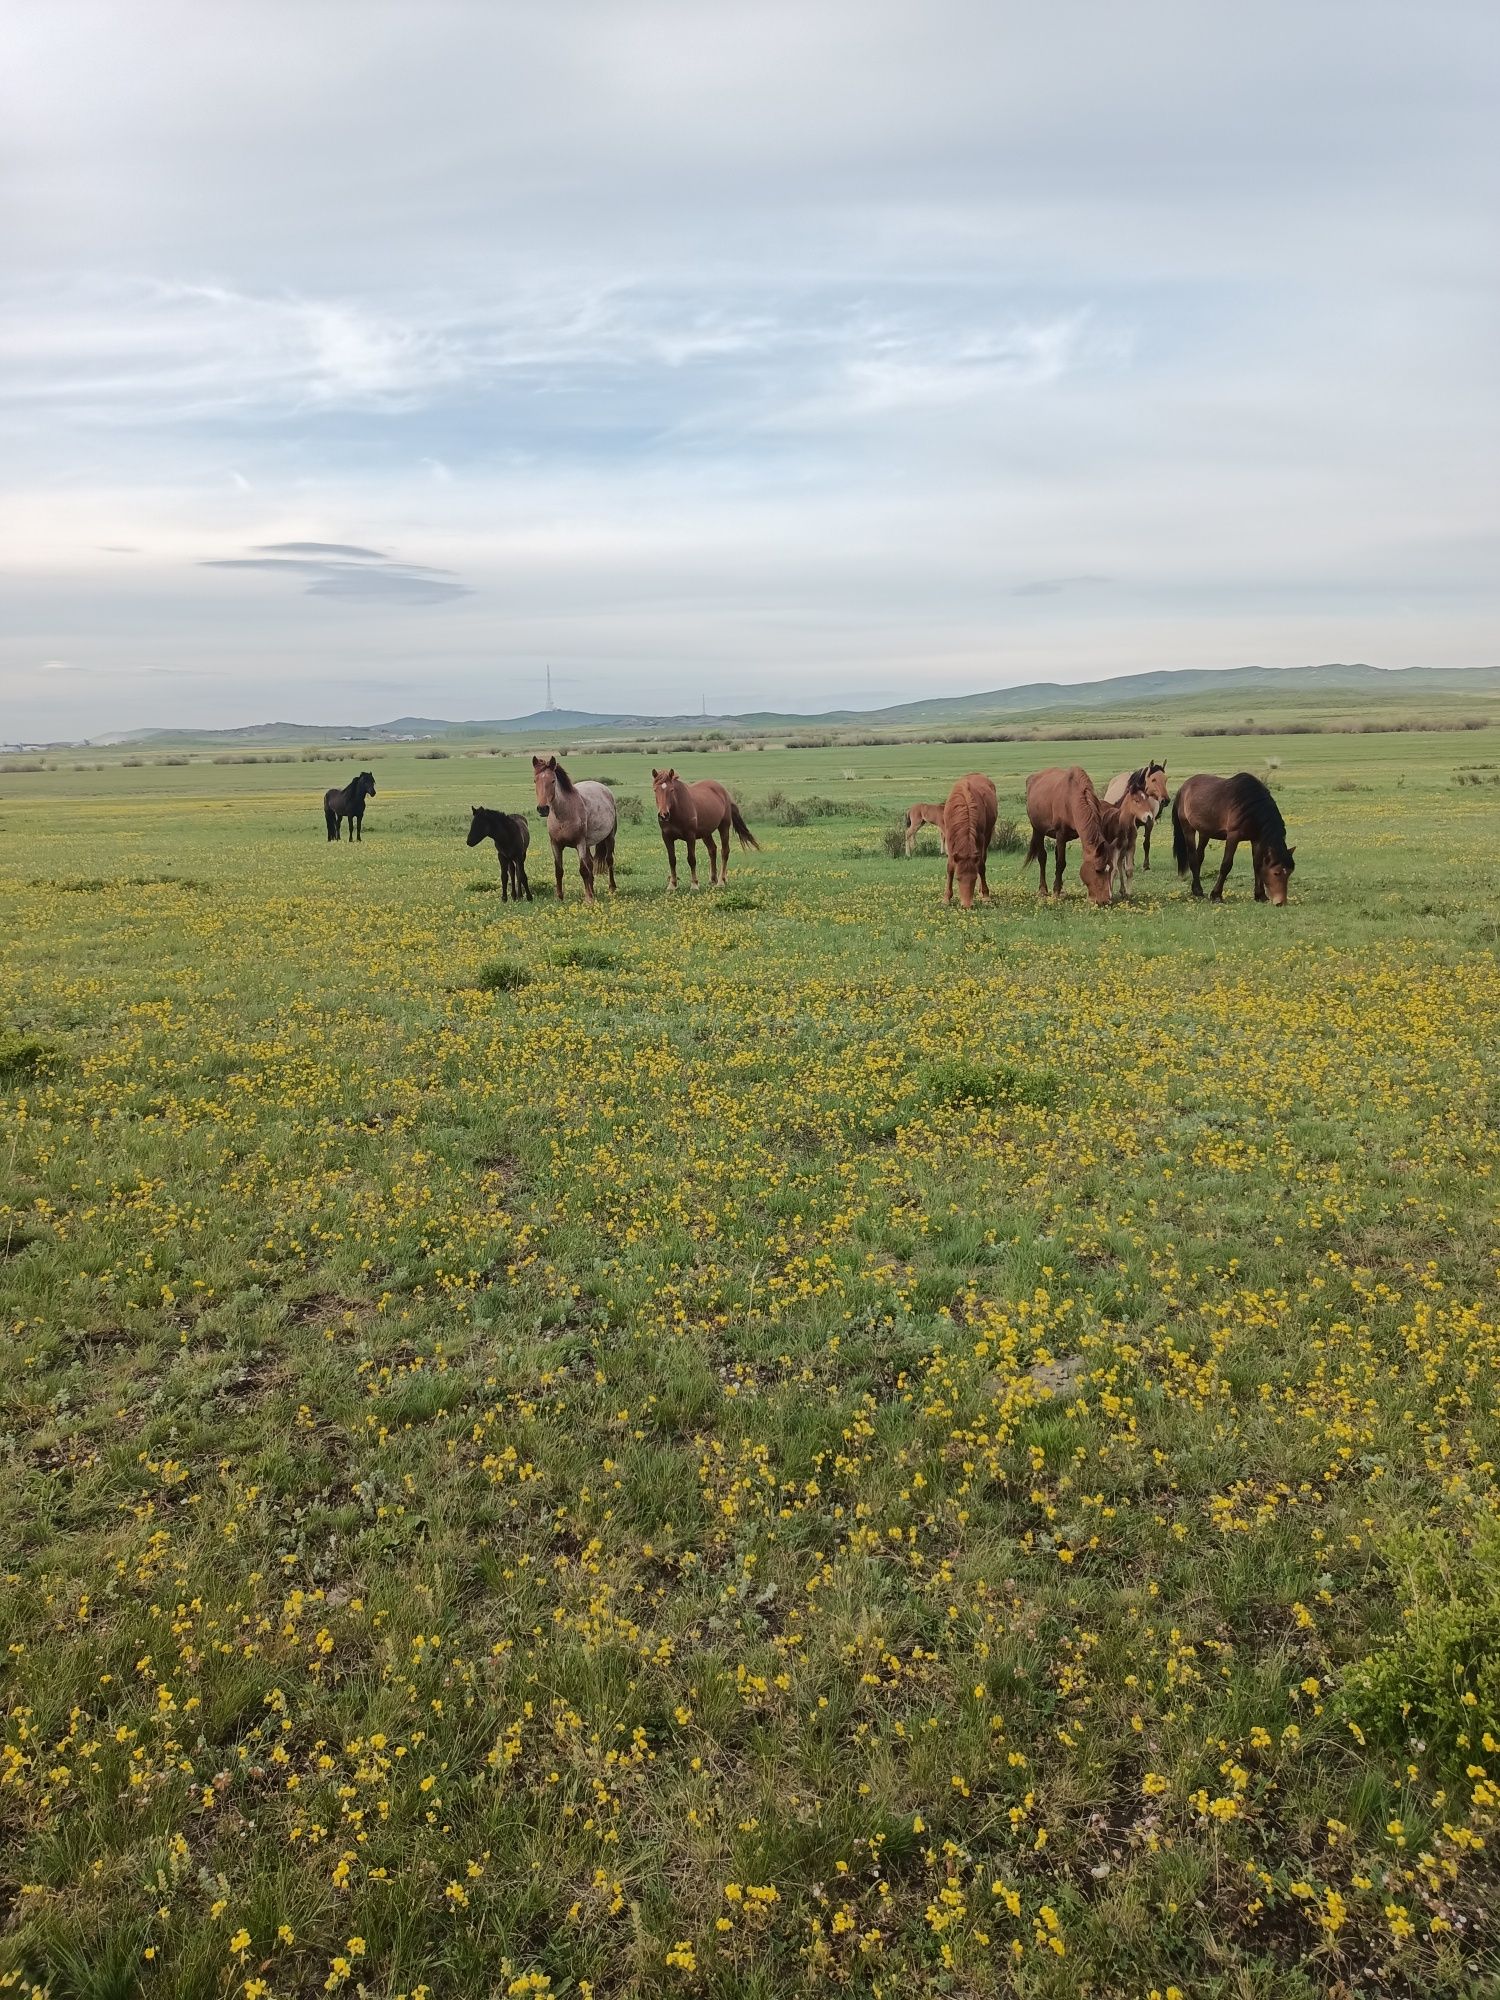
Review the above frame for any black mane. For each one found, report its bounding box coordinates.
[550,760,575,795]
[1227,772,1291,859]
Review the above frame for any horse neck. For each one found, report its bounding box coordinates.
[549,784,583,833]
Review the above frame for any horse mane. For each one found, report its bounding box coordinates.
[1072,771,1107,851]
[1227,772,1290,857]
[550,760,576,795]
[946,780,981,864]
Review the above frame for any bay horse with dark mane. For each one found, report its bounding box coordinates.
[466,805,533,901]
[1102,759,1169,896]
[903,801,948,856]
[1025,766,1154,904]
[532,755,618,903]
[651,768,759,889]
[941,773,997,908]
[1172,772,1296,904]
[324,770,375,841]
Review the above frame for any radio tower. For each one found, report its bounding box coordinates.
[545,665,557,713]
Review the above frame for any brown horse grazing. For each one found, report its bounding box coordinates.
[651,768,759,890]
[466,805,533,901]
[1172,772,1296,904]
[942,773,998,908]
[1102,761,1170,898]
[532,755,618,904]
[324,770,375,841]
[1024,765,1138,904]
[1103,759,1170,896]
[903,802,948,857]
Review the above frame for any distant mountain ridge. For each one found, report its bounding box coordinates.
[90,662,1500,746]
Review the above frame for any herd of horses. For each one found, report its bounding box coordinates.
[322,751,1296,909]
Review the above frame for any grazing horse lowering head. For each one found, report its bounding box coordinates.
[532,754,570,818]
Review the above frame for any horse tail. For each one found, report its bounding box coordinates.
[1024,825,1046,870]
[1172,792,1190,875]
[729,801,760,850]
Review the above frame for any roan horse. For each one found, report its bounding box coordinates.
[531,755,618,904]
[1025,766,1154,904]
[903,802,948,856]
[466,805,533,902]
[1172,771,1296,904]
[324,770,376,842]
[942,772,998,908]
[1102,759,1170,897]
[651,768,759,890]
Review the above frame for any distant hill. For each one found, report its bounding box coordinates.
[90,662,1500,747]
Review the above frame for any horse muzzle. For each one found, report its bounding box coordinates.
[535,804,549,818]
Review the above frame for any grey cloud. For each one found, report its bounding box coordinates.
[256,541,387,560]
[201,547,470,606]
[1010,575,1113,598]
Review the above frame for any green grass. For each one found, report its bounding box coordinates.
[1,715,1498,1998]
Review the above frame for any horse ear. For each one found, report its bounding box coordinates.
[651,768,660,781]
[547,755,557,770]
[532,755,543,769]
[666,767,675,781]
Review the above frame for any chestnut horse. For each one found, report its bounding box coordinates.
[324,770,375,842]
[1025,766,1154,904]
[1172,772,1296,904]
[532,755,618,904]
[942,773,997,908]
[1102,759,1170,896]
[903,802,948,856]
[651,768,759,889]
[466,805,532,901]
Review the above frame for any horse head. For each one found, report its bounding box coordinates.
[651,768,678,824]
[466,806,488,847]
[1260,845,1296,905]
[532,754,558,817]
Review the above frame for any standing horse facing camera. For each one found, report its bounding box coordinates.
[466,806,533,902]
[1172,772,1296,904]
[1102,759,1170,897]
[324,771,375,842]
[941,773,997,908]
[532,756,618,904]
[903,802,948,857]
[651,769,759,890]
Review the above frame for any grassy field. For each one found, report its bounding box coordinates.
[2,720,1498,2000]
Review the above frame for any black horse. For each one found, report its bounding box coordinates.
[466,805,533,901]
[324,771,376,842]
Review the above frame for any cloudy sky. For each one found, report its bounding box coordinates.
[4,2,1497,736]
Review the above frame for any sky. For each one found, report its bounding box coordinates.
[3,1,1497,738]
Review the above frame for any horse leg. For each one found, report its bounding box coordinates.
[605,839,616,892]
[977,843,991,901]
[1053,835,1068,898]
[663,831,678,891]
[353,810,361,843]
[905,819,917,858]
[716,821,729,884]
[944,856,955,905]
[686,836,700,890]
[1190,831,1208,897]
[577,844,597,905]
[519,857,532,902]
[1252,842,1267,901]
[1142,818,1153,871]
[553,841,566,901]
[1209,836,1239,901]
